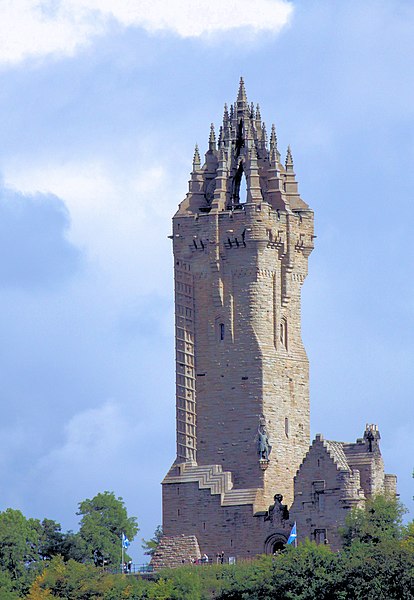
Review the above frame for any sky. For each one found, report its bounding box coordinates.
[0,0,413,562]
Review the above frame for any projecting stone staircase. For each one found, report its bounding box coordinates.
[163,462,259,509]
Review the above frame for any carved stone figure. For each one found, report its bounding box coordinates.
[258,426,271,460]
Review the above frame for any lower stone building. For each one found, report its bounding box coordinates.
[290,424,397,551]
[152,424,396,567]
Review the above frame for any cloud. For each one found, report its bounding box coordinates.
[0,0,293,65]
[0,180,82,289]
[4,156,178,299]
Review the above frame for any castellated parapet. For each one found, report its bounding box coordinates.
[154,80,396,567]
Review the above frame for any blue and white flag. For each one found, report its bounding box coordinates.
[122,533,130,549]
[287,522,297,545]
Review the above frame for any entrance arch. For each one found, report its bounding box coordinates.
[264,533,288,555]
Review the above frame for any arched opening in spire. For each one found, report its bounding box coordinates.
[239,172,247,203]
[232,162,248,207]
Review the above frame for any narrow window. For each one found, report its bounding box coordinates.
[317,492,325,512]
[280,318,288,349]
[220,323,225,341]
[285,417,289,437]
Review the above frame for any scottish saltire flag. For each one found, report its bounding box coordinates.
[122,533,130,549]
[287,522,297,545]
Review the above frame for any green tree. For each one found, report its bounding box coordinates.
[30,518,65,561]
[77,491,138,567]
[142,525,163,557]
[340,495,406,547]
[0,509,39,579]
[402,520,414,553]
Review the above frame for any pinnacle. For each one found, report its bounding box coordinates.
[223,103,229,122]
[192,144,201,170]
[285,145,294,168]
[270,124,277,149]
[209,123,216,151]
[237,77,248,104]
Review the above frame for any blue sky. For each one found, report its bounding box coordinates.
[0,1,413,561]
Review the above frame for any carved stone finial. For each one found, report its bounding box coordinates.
[270,124,277,149]
[262,122,268,145]
[285,145,294,171]
[223,103,229,124]
[237,76,248,104]
[192,144,201,171]
[209,123,216,151]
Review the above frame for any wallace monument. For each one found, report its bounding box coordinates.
[152,79,396,568]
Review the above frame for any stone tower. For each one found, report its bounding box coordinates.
[158,79,315,564]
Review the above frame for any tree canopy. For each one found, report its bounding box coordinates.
[77,491,138,567]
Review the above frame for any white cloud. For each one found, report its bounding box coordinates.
[0,0,293,65]
[4,157,178,298]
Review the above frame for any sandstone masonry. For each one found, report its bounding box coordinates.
[153,80,396,567]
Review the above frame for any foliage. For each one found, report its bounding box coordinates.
[340,495,406,547]
[1,493,413,599]
[142,525,163,557]
[402,520,414,553]
[0,509,39,579]
[27,556,111,599]
[77,491,138,567]
[0,570,21,599]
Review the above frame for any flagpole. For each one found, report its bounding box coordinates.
[121,533,124,572]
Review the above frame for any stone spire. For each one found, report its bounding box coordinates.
[223,103,229,124]
[255,104,262,129]
[192,144,201,171]
[237,76,248,105]
[209,123,216,151]
[270,124,280,164]
[285,145,294,172]
[261,123,268,156]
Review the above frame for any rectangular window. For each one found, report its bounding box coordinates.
[314,529,326,544]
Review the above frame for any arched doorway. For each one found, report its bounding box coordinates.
[264,533,288,555]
